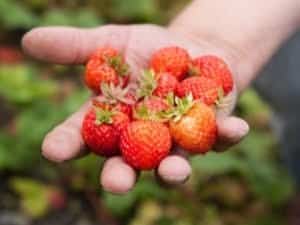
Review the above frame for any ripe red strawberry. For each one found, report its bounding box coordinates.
[150,46,191,81]
[85,63,119,94]
[176,76,219,106]
[153,73,179,98]
[192,55,234,95]
[85,47,130,93]
[120,121,172,170]
[82,108,130,157]
[169,101,217,154]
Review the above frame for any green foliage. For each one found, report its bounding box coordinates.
[0,0,38,29]
[10,177,50,218]
[41,8,103,27]
[110,0,161,22]
[0,65,58,105]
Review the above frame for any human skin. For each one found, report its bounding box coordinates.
[22,0,300,194]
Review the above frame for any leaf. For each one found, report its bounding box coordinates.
[41,8,103,27]
[0,0,38,29]
[0,65,58,105]
[10,178,50,218]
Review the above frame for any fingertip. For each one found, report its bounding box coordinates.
[42,127,84,163]
[101,157,137,194]
[217,117,249,143]
[157,155,191,185]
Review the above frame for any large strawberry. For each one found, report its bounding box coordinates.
[168,96,217,154]
[176,76,219,106]
[120,121,172,170]
[82,107,130,157]
[192,55,234,95]
[150,46,191,81]
[85,47,130,93]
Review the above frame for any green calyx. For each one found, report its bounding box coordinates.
[94,107,114,125]
[134,103,168,122]
[106,55,129,77]
[99,82,136,105]
[188,64,200,76]
[163,93,195,122]
[136,69,157,99]
[215,87,224,106]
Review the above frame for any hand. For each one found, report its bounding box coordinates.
[22,24,249,194]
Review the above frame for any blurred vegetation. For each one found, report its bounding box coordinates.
[0,0,295,225]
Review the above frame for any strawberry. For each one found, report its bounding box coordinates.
[150,46,191,81]
[85,64,119,94]
[176,76,219,106]
[120,121,172,170]
[153,73,179,98]
[192,55,234,95]
[168,96,217,154]
[134,96,170,121]
[85,47,130,93]
[82,107,130,157]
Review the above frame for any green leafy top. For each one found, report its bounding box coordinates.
[99,82,135,105]
[162,93,195,122]
[106,55,130,77]
[94,107,114,125]
[136,69,157,99]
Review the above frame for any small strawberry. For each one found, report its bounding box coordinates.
[134,96,170,121]
[150,46,191,81]
[85,64,119,94]
[176,76,219,106]
[85,47,130,93]
[82,107,130,157]
[192,55,234,95]
[168,96,217,154]
[153,73,179,98]
[120,121,172,170]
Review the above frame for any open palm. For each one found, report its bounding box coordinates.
[22,24,249,194]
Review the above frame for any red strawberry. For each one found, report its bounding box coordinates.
[153,73,179,98]
[120,121,171,170]
[85,63,119,94]
[169,100,217,154]
[192,55,234,95]
[176,76,219,106]
[150,46,191,81]
[85,47,130,93]
[82,108,130,157]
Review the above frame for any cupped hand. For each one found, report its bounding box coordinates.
[22,24,249,194]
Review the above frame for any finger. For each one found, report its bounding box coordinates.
[42,102,91,162]
[214,116,249,152]
[100,157,137,194]
[157,151,191,185]
[21,25,130,64]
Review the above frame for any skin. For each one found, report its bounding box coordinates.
[21,0,300,194]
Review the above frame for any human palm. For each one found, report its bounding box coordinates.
[22,24,249,194]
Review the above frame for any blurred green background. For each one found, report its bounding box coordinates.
[0,0,295,225]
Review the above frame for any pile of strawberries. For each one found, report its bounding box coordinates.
[81,46,234,170]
